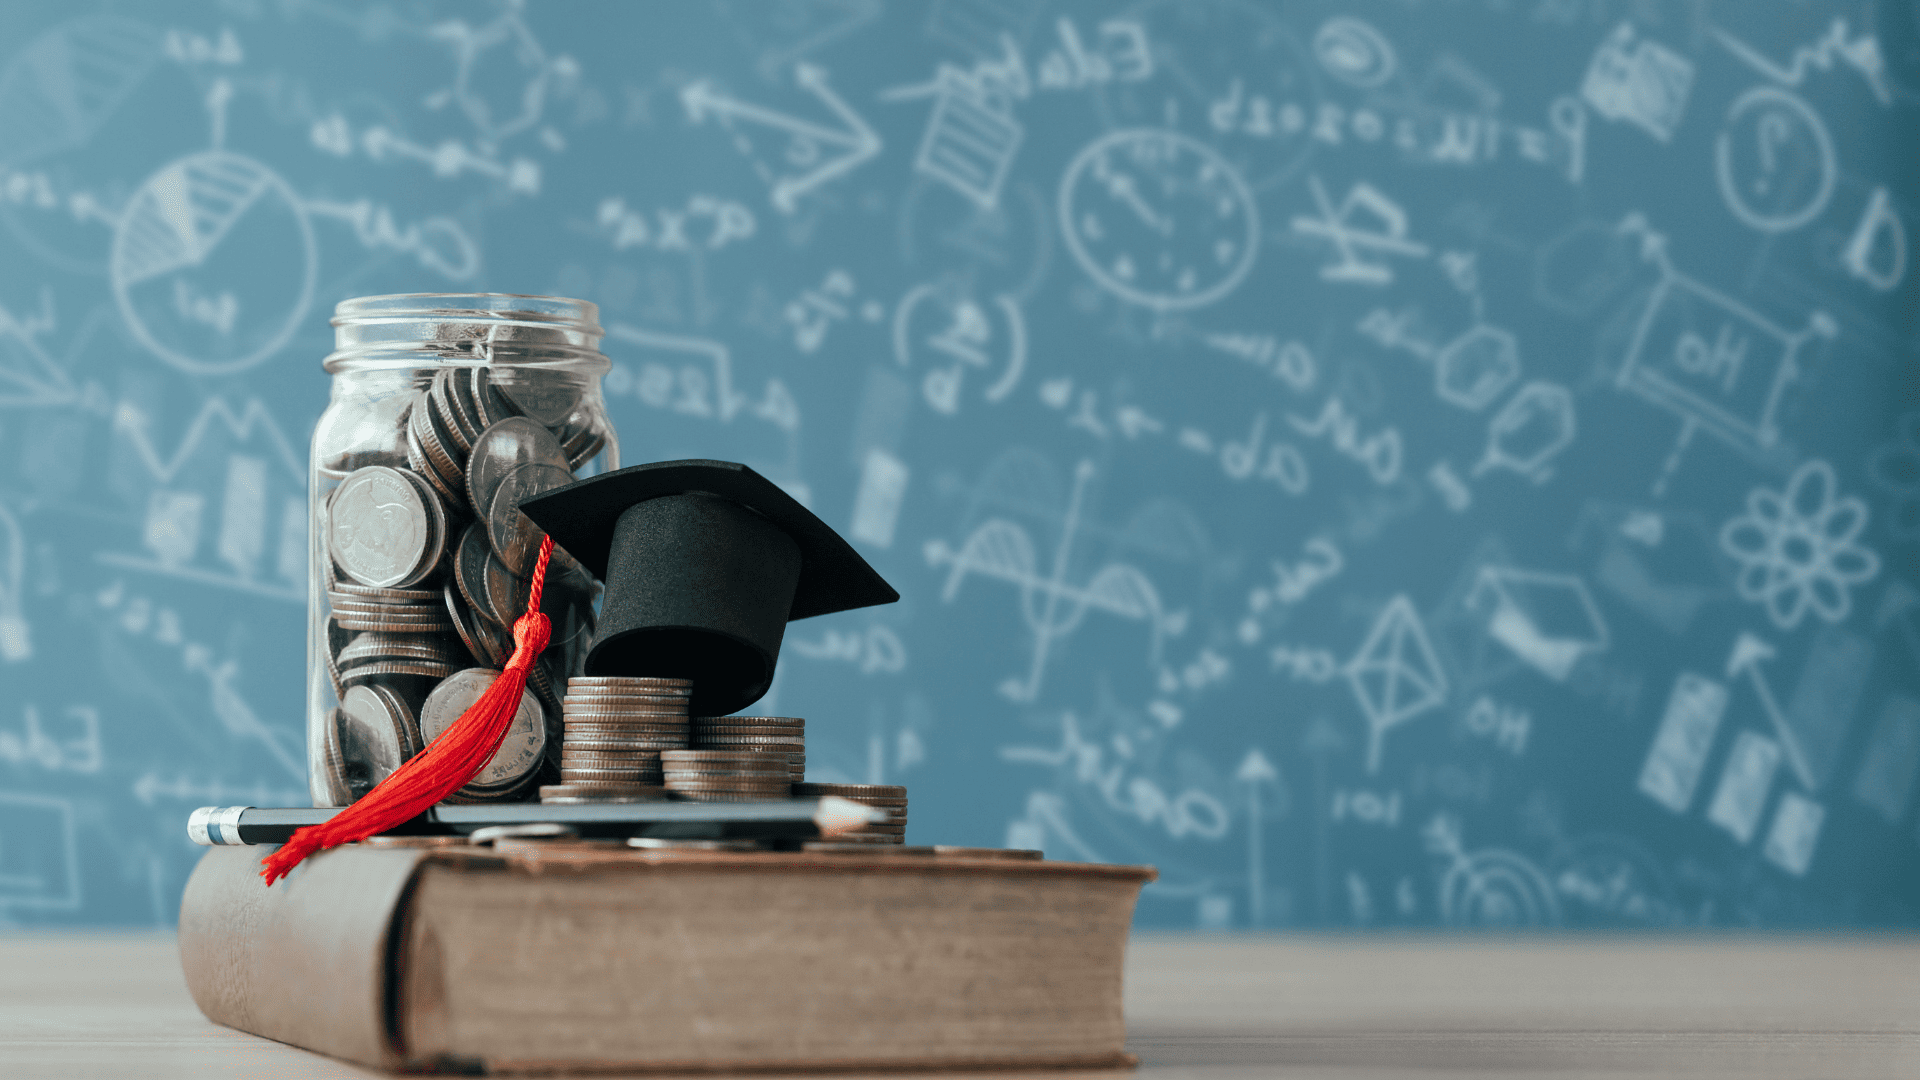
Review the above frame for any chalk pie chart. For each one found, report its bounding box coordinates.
[110,150,316,376]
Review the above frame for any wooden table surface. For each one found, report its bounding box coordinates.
[2,932,1915,1078]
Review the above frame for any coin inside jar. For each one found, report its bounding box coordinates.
[419,668,547,790]
[466,417,570,523]
[487,461,573,575]
[327,466,441,588]
[337,684,411,793]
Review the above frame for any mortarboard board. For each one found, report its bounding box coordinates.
[517,459,898,716]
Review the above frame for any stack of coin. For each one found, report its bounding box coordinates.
[691,716,805,782]
[661,750,792,801]
[793,783,907,844]
[545,676,691,803]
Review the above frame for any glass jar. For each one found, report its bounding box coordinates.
[307,295,616,807]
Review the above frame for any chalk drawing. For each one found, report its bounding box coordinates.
[1434,325,1521,411]
[1313,17,1396,89]
[1840,188,1905,292]
[1720,461,1880,630]
[1707,729,1781,844]
[1467,566,1610,682]
[892,281,1026,412]
[1714,86,1836,234]
[1472,382,1576,484]
[0,503,26,662]
[1762,791,1823,876]
[1423,815,1560,927]
[848,448,909,549]
[1852,697,1920,826]
[1713,18,1891,105]
[1346,595,1448,774]
[1638,672,1729,813]
[1001,710,1230,841]
[1614,216,1835,494]
[925,461,1182,701]
[1289,177,1429,286]
[680,63,880,214]
[595,194,756,253]
[1059,129,1260,311]
[606,323,800,434]
[109,151,317,375]
[1463,696,1530,756]
[1580,23,1694,143]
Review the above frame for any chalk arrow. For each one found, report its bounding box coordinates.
[1724,632,1815,790]
[1725,631,1777,678]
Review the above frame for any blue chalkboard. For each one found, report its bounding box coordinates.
[0,0,1915,929]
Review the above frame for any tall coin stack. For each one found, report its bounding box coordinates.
[793,784,907,844]
[540,676,690,804]
[691,716,805,782]
[661,750,792,801]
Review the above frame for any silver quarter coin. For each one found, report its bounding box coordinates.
[418,667,546,789]
[327,466,437,588]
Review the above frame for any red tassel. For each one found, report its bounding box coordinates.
[261,535,558,886]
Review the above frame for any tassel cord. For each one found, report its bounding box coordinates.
[261,535,556,885]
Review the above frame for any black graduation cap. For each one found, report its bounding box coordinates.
[516,459,898,717]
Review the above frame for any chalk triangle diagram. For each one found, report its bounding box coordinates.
[1468,567,1609,682]
[1346,595,1448,773]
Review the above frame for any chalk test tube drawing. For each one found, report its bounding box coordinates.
[1719,460,1879,631]
[1312,17,1396,88]
[1058,128,1260,311]
[1346,595,1448,774]
[0,15,160,167]
[99,397,305,603]
[605,323,800,434]
[1579,22,1694,143]
[0,503,28,662]
[925,460,1183,702]
[0,792,79,912]
[1714,86,1836,235]
[1613,215,1836,496]
[680,63,880,214]
[109,150,317,376]
[892,282,1026,414]
[1466,567,1609,682]
[1422,815,1560,928]
[1712,18,1891,106]
[1289,177,1429,286]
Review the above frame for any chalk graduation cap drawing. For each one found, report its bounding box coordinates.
[518,459,900,717]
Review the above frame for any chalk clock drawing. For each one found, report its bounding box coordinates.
[1057,128,1260,311]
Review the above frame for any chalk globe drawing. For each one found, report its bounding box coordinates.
[1720,460,1879,629]
[1058,129,1259,312]
[110,150,317,376]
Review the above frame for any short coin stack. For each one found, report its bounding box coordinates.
[661,750,792,801]
[539,676,690,804]
[691,716,805,782]
[792,783,906,844]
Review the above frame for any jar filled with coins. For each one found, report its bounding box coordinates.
[308,295,617,808]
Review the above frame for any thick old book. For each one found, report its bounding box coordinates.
[178,841,1155,1073]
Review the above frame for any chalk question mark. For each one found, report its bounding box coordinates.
[1755,111,1792,195]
